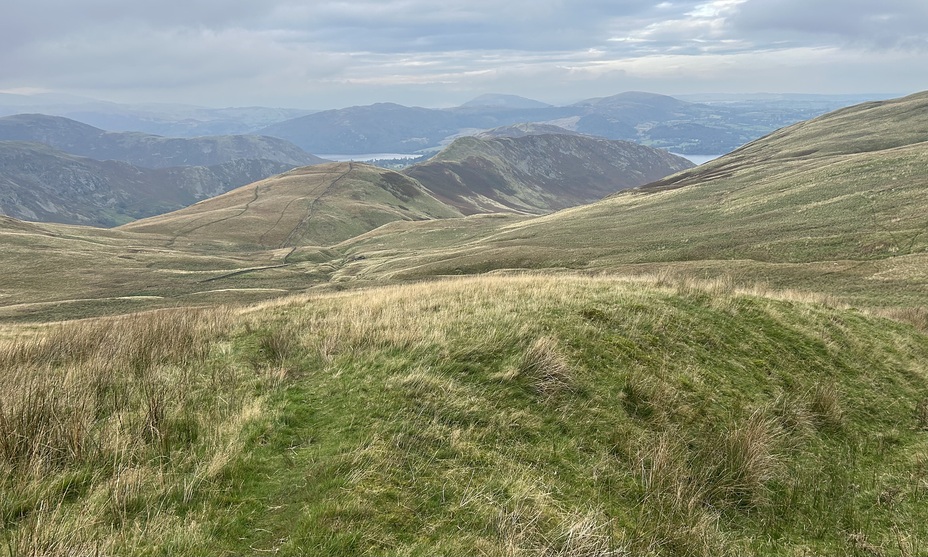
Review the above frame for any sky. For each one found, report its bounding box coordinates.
[1,0,927,109]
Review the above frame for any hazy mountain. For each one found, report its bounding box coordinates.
[0,114,326,168]
[257,91,868,156]
[404,134,693,214]
[458,94,552,109]
[121,162,463,249]
[0,93,315,136]
[0,141,295,226]
[256,103,465,155]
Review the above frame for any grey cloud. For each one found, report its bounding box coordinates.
[0,0,288,53]
[730,0,928,49]
[3,26,346,93]
[0,0,695,59]
[1,0,925,108]
[264,0,680,52]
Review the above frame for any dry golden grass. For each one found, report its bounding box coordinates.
[519,336,575,397]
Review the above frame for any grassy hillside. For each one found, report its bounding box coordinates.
[121,162,462,250]
[2,275,927,556]
[335,92,928,307]
[0,216,293,321]
[405,134,692,215]
[2,92,927,321]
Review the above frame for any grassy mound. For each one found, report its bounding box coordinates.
[2,275,927,555]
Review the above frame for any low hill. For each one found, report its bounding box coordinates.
[404,134,693,214]
[119,135,689,248]
[0,141,296,226]
[121,162,463,249]
[0,114,325,168]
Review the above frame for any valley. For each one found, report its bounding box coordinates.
[1,91,927,556]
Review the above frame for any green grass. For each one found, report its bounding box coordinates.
[3,275,927,555]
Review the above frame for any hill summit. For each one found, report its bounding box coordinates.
[405,134,693,214]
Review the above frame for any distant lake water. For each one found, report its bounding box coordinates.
[318,153,421,162]
[672,153,722,165]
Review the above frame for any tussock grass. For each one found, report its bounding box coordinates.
[3,274,928,555]
[809,381,844,431]
[874,306,928,333]
[519,336,574,397]
[916,398,928,431]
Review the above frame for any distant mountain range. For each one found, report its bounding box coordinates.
[0,89,891,231]
[256,91,872,156]
[0,114,330,226]
[0,114,325,168]
[0,92,315,136]
[0,130,689,230]
[0,91,881,158]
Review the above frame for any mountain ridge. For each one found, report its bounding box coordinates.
[119,162,463,249]
[254,91,860,156]
[0,141,297,226]
[0,113,326,168]
[405,134,693,214]
[117,134,692,247]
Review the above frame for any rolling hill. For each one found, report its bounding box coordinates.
[120,134,691,248]
[405,134,693,214]
[0,113,325,168]
[333,91,928,307]
[120,162,463,249]
[2,92,926,317]
[0,141,297,226]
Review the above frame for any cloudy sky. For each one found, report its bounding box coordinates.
[2,0,926,108]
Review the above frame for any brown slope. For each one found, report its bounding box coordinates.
[120,162,463,249]
[403,134,693,215]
